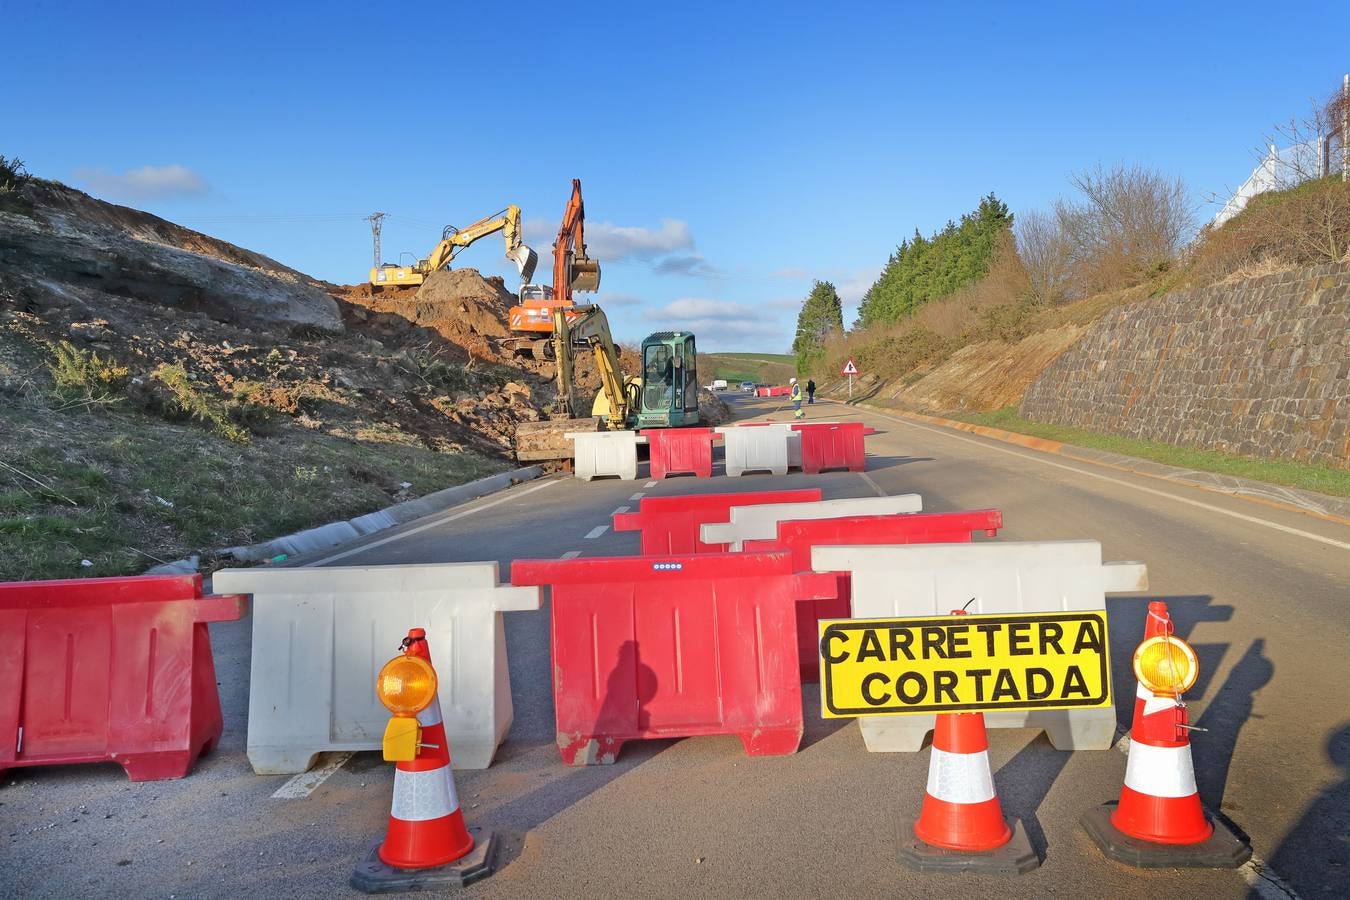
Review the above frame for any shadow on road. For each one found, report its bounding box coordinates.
[1264,722,1350,900]
[994,733,1071,861]
[1192,638,1274,811]
[865,455,936,473]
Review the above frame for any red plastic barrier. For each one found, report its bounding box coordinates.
[743,509,1003,681]
[641,427,715,479]
[511,553,836,764]
[612,489,822,554]
[792,421,867,474]
[0,575,247,781]
[755,386,791,398]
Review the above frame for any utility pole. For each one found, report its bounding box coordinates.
[1342,74,1348,183]
[365,212,386,268]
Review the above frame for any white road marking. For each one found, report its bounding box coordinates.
[887,416,1350,552]
[271,752,352,799]
[612,506,630,515]
[645,481,658,488]
[584,525,609,539]
[560,550,582,559]
[306,479,560,566]
[629,493,646,501]
[859,472,886,497]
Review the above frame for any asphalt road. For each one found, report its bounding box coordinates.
[3,394,1347,899]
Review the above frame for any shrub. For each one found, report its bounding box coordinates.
[1188,175,1350,285]
[46,341,129,402]
[0,155,30,194]
[144,363,250,442]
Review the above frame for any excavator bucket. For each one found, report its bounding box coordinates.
[570,255,601,292]
[507,244,539,284]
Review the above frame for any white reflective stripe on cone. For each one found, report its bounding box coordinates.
[1123,741,1199,798]
[1136,682,1152,700]
[418,695,443,728]
[926,748,996,804]
[390,766,459,821]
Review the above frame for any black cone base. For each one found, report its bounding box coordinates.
[897,817,1040,875]
[350,826,498,893]
[1081,802,1251,869]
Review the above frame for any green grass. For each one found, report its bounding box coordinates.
[0,404,505,582]
[703,352,796,386]
[951,407,1350,499]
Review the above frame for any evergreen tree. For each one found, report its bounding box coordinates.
[792,280,843,374]
[857,193,1013,327]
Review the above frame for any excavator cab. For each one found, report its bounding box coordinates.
[633,332,699,430]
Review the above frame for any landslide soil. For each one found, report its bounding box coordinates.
[0,180,721,578]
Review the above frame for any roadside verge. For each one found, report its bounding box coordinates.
[151,465,545,573]
[851,403,1350,526]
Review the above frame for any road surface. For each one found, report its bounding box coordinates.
[4,394,1347,899]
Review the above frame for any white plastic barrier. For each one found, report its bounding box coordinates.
[811,541,1148,752]
[701,494,924,550]
[213,562,541,774]
[716,425,793,476]
[567,431,645,481]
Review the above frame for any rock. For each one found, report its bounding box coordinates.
[69,320,112,341]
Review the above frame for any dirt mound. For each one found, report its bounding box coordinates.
[698,389,733,426]
[336,269,523,364]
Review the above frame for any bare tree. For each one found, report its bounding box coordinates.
[1016,209,1072,305]
[1054,164,1195,294]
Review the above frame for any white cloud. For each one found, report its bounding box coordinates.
[524,217,692,262]
[652,253,721,278]
[587,219,693,260]
[643,297,790,351]
[834,266,881,307]
[771,266,810,279]
[73,164,209,201]
[594,291,645,308]
[523,216,718,279]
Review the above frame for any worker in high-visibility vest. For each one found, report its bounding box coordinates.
[790,377,804,419]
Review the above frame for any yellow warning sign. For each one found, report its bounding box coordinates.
[819,610,1112,718]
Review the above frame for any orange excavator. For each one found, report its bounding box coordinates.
[502,179,601,359]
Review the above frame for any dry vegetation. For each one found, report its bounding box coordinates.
[817,157,1350,388]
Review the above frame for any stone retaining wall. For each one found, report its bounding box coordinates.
[1021,263,1350,468]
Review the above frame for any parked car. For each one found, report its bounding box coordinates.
[739,381,756,392]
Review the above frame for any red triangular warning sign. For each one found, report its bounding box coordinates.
[842,358,859,375]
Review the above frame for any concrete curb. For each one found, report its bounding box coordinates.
[149,465,544,573]
[847,401,1350,525]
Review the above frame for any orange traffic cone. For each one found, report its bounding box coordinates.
[1081,603,1250,868]
[352,629,497,892]
[898,612,1039,875]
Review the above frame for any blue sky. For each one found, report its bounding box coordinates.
[6,1,1349,351]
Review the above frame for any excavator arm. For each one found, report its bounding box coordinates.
[423,205,538,282]
[550,304,630,430]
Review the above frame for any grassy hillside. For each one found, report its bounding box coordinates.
[702,352,795,386]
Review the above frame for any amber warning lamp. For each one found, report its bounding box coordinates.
[1132,634,1199,698]
[376,653,437,761]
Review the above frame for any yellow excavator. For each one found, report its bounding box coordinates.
[369,205,538,288]
[514,303,700,461]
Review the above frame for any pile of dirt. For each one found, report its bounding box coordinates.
[1,178,703,471]
[336,270,516,364]
[698,388,733,426]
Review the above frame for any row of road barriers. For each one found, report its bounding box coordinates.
[0,466,1147,781]
[568,421,872,481]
